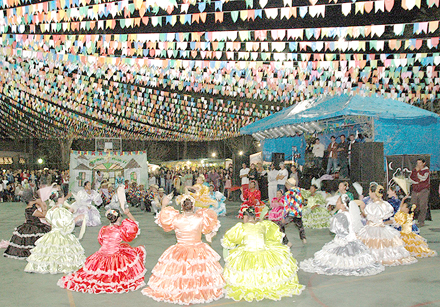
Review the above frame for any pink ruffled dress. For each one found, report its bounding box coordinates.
[142,207,224,305]
[268,196,285,222]
[58,219,146,293]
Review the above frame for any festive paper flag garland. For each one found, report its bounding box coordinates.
[1,43,438,142]
[2,47,438,108]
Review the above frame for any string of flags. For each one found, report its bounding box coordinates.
[0,0,438,140]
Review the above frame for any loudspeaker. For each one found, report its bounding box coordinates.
[351,142,385,183]
[272,153,285,170]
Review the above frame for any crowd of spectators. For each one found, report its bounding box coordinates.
[0,163,303,205]
[0,169,69,202]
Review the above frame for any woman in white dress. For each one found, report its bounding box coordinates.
[71,181,102,227]
[300,194,385,276]
[357,184,417,266]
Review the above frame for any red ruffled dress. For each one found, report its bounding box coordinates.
[142,207,224,305]
[58,219,146,293]
[238,188,263,219]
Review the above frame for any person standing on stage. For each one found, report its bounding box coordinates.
[409,158,430,227]
[337,135,349,179]
[312,138,325,169]
[348,134,356,170]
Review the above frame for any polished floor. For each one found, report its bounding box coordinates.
[1,201,439,307]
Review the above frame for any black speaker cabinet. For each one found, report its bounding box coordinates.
[272,153,285,170]
[351,142,385,183]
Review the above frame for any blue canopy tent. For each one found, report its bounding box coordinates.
[241,94,440,170]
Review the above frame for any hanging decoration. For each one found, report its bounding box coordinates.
[0,0,438,140]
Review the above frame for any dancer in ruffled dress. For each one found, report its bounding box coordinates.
[394,197,437,258]
[326,182,354,213]
[268,190,285,222]
[300,194,385,276]
[186,175,218,209]
[142,194,224,305]
[222,207,305,302]
[238,180,264,220]
[357,184,417,266]
[3,189,51,260]
[25,190,86,274]
[71,181,102,227]
[386,186,420,235]
[302,184,332,229]
[208,183,226,216]
[58,208,146,293]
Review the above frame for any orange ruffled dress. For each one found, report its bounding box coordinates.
[142,207,224,305]
[58,219,146,293]
[394,211,437,258]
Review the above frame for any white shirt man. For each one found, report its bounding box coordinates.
[239,163,250,188]
[312,139,325,158]
[276,163,288,192]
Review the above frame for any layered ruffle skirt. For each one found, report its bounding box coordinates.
[25,230,86,274]
[300,237,385,276]
[58,244,146,293]
[357,225,417,266]
[302,207,332,229]
[400,232,437,258]
[223,242,304,302]
[4,222,51,260]
[142,242,224,305]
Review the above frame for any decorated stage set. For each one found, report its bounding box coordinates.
[241,94,440,171]
[69,151,148,192]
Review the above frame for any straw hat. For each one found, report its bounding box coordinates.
[286,177,297,187]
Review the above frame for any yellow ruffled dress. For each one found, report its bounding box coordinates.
[189,184,218,209]
[394,211,437,258]
[222,220,304,302]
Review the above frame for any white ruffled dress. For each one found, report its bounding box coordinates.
[357,200,417,266]
[300,211,385,276]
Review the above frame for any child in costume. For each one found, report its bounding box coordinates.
[276,178,306,247]
[357,184,417,266]
[208,183,226,216]
[142,194,224,305]
[70,181,102,227]
[268,190,285,222]
[3,189,51,260]
[302,184,331,229]
[25,190,86,274]
[300,194,385,276]
[222,207,305,302]
[394,197,437,258]
[185,175,218,209]
[58,208,146,293]
[238,180,264,220]
[386,185,420,234]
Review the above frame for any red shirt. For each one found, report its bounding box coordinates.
[410,166,430,192]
